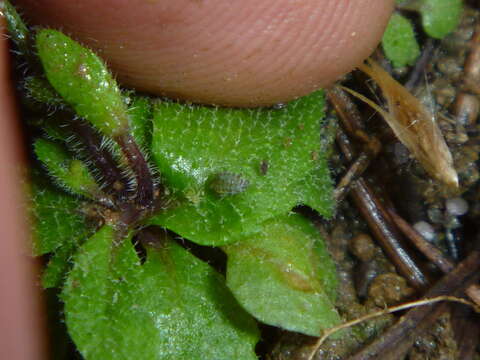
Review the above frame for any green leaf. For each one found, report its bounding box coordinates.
[29,171,91,288]
[382,14,420,68]
[2,0,30,56]
[36,29,129,136]
[30,173,89,256]
[41,245,74,288]
[223,214,340,336]
[419,0,462,39]
[128,96,153,152]
[63,226,260,360]
[24,76,63,106]
[150,91,334,245]
[34,138,101,199]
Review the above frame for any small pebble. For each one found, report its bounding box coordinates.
[427,207,444,224]
[349,233,376,262]
[445,197,469,216]
[413,221,436,242]
[437,57,463,78]
[466,284,480,308]
[368,273,414,307]
[453,92,479,126]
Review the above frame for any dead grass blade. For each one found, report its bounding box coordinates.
[342,58,458,188]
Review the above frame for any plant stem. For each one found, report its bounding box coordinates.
[68,118,128,200]
[115,133,154,208]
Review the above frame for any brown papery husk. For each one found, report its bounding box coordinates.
[350,59,458,188]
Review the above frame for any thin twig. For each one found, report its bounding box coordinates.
[452,303,480,360]
[387,208,455,273]
[405,39,436,90]
[327,87,365,133]
[349,180,427,289]
[333,123,381,203]
[346,247,480,360]
[307,295,478,360]
[334,152,371,202]
[329,87,427,289]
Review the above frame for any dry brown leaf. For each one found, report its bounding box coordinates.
[342,58,458,188]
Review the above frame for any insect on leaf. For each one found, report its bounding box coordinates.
[149,92,334,246]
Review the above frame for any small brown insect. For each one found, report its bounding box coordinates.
[342,58,458,188]
[259,160,269,176]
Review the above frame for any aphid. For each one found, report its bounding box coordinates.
[342,58,458,188]
[209,172,250,197]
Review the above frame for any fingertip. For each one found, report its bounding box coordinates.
[0,21,48,360]
[15,0,394,106]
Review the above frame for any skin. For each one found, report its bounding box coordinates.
[15,0,394,107]
[1,0,394,358]
[0,18,47,360]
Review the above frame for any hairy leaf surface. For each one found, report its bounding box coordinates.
[30,177,89,256]
[224,214,340,336]
[382,13,420,68]
[35,138,100,199]
[2,0,30,56]
[127,96,153,152]
[420,0,462,39]
[150,92,333,245]
[30,173,90,287]
[63,226,259,360]
[36,30,129,136]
